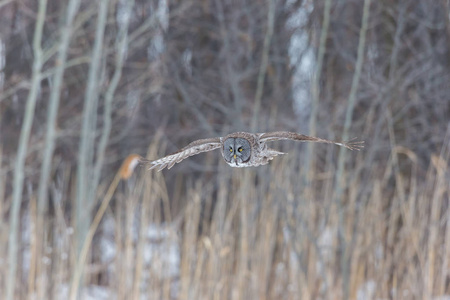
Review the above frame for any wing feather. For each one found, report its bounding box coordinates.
[259,131,364,151]
[146,137,222,171]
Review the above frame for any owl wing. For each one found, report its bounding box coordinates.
[259,131,364,150]
[143,137,222,171]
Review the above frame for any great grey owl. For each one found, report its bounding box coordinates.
[143,131,364,171]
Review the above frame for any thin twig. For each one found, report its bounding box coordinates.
[251,0,276,131]
[214,0,245,129]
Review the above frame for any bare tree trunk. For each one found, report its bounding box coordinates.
[334,0,371,298]
[75,0,109,291]
[35,0,80,297]
[92,0,134,206]
[304,0,332,180]
[6,1,47,299]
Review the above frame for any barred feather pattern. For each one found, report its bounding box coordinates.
[148,138,221,171]
[140,131,364,171]
[259,132,364,151]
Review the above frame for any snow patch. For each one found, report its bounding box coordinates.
[287,1,315,123]
[356,280,376,300]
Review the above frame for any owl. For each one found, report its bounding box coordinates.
[142,131,364,171]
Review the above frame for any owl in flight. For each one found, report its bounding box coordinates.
[143,131,363,171]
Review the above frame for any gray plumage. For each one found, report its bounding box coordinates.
[142,131,364,171]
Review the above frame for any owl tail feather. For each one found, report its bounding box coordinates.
[266,148,285,160]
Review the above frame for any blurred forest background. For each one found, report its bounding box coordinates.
[1,0,450,299]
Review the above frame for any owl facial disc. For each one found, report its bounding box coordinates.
[223,137,251,167]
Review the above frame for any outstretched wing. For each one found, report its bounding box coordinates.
[142,137,222,171]
[259,131,364,151]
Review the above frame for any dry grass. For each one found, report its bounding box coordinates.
[1,136,448,300]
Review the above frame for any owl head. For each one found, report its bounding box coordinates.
[222,137,252,166]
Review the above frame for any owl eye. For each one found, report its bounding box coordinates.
[229,146,233,152]
[238,147,243,152]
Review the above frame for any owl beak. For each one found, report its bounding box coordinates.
[233,154,237,159]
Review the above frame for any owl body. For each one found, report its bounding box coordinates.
[220,132,284,168]
[144,131,363,171]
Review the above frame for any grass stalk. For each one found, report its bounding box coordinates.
[69,154,141,300]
